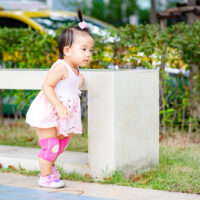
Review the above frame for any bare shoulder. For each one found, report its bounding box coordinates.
[51,62,67,72]
[49,62,69,78]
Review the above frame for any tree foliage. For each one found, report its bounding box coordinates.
[60,0,138,26]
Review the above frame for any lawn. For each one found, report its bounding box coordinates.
[0,120,200,194]
[0,120,88,152]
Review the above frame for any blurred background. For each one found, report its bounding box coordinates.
[0,0,193,26]
[0,0,199,137]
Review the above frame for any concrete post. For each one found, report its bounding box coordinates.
[83,69,159,178]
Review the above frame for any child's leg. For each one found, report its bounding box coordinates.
[50,134,70,162]
[50,134,69,178]
[57,134,70,156]
[35,127,58,176]
[51,134,69,168]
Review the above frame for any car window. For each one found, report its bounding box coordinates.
[0,17,28,28]
[32,16,106,36]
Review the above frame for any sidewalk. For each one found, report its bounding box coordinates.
[0,172,199,200]
[0,145,89,175]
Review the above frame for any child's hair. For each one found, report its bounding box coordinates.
[58,9,93,59]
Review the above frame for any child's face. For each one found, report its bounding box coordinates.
[66,32,94,68]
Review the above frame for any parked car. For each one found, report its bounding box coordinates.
[0,10,113,36]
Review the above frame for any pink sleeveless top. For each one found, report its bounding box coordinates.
[26,59,82,136]
[54,59,81,97]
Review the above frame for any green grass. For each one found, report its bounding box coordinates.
[0,165,40,176]
[0,120,88,152]
[96,141,200,194]
[119,143,200,193]
[0,120,200,193]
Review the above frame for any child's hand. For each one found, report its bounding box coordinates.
[55,103,70,119]
[79,74,84,89]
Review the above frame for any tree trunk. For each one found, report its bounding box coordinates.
[0,91,4,125]
[160,53,166,135]
[150,0,158,24]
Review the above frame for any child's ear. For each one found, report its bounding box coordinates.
[63,46,70,57]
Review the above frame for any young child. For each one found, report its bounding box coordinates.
[26,10,94,188]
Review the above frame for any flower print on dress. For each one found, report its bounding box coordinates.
[56,95,82,136]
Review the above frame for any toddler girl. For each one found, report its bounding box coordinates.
[26,10,94,188]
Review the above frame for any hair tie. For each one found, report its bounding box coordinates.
[78,21,88,29]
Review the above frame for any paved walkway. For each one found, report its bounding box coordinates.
[0,145,89,175]
[0,172,199,200]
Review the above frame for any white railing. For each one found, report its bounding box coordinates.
[0,69,159,178]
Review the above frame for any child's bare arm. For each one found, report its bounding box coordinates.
[79,74,84,89]
[42,64,69,118]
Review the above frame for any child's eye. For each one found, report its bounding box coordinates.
[82,48,86,51]
[90,49,93,52]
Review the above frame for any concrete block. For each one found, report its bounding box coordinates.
[0,69,159,178]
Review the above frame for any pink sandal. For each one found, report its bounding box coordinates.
[38,174,65,188]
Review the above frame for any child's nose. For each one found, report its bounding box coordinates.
[86,51,90,56]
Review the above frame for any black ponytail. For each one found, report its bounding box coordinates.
[78,9,83,22]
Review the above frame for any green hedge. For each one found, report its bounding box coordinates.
[0,28,57,68]
[0,22,199,133]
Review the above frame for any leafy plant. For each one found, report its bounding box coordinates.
[0,22,199,133]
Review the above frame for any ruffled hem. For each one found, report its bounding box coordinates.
[26,119,82,136]
[57,127,82,137]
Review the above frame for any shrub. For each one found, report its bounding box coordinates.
[0,22,199,133]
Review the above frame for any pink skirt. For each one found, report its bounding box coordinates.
[26,91,82,136]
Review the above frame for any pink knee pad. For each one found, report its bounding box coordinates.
[58,137,70,155]
[38,138,59,162]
